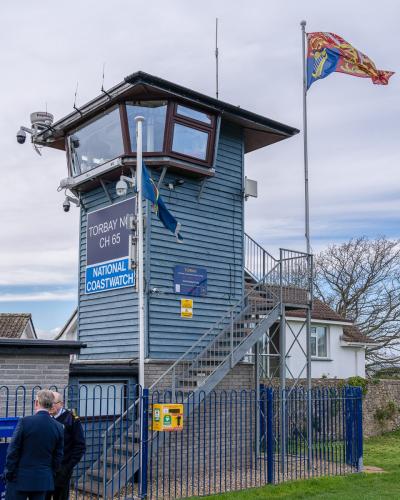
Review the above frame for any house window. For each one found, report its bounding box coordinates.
[168,103,215,165]
[78,381,126,417]
[311,326,328,358]
[67,106,124,176]
[126,101,168,152]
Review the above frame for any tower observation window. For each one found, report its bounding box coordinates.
[168,103,215,164]
[68,106,124,176]
[172,124,209,160]
[126,101,167,153]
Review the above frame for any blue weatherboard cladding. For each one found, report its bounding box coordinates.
[77,121,244,360]
[148,122,244,359]
[78,189,138,359]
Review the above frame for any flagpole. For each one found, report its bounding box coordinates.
[301,19,313,471]
[135,115,145,389]
[301,20,310,255]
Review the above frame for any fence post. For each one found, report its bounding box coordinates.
[139,388,149,498]
[230,311,234,368]
[344,386,354,467]
[355,386,363,472]
[259,384,266,453]
[266,387,274,484]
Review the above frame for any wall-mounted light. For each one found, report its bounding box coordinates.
[116,175,136,197]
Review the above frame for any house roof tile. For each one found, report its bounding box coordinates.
[286,299,373,344]
[0,313,32,339]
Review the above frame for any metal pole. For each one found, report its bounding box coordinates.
[279,250,286,474]
[301,19,313,470]
[135,116,145,389]
[255,342,260,458]
[300,20,310,255]
[215,18,219,99]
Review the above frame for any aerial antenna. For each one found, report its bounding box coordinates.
[215,18,219,99]
[73,82,83,116]
[101,62,112,99]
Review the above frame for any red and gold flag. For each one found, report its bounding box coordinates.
[307,32,394,88]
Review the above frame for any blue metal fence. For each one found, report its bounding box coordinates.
[0,384,362,499]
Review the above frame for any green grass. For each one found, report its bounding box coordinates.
[197,430,400,499]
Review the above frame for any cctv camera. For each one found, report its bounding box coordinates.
[116,179,128,197]
[16,128,26,144]
[63,198,71,212]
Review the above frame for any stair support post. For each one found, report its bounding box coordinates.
[279,250,286,475]
[255,342,260,459]
[230,310,234,368]
[172,367,176,401]
[279,306,286,476]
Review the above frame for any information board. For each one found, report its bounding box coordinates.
[85,198,136,294]
[174,265,207,297]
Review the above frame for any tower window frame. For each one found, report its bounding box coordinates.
[165,102,216,167]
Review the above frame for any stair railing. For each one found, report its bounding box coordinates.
[244,233,277,281]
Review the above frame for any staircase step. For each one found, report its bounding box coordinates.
[86,465,115,482]
[113,441,139,454]
[188,366,215,375]
[77,479,104,497]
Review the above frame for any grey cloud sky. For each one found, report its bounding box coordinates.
[1,0,399,333]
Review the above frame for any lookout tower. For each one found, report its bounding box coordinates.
[31,71,311,393]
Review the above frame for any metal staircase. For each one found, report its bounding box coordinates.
[78,234,312,498]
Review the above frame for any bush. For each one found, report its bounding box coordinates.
[339,376,369,396]
[374,400,399,424]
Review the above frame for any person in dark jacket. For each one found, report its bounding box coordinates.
[46,392,86,500]
[4,389,64,500]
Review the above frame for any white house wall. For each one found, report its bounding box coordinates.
[285,320,365,379]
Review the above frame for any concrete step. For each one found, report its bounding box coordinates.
[77,479,104,497]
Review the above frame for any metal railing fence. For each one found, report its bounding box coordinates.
[0,384,362,499]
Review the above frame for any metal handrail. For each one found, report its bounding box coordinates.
[244,233,278,281]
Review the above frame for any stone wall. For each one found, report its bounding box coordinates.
[362,379,400,437]
[145,361,255,391]
[260,377,400,438]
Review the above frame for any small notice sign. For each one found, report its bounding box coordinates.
[181,298,193,318]
[174,265,207,297]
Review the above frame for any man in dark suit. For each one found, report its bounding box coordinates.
[46,392,85,500]
[4,389,64,500]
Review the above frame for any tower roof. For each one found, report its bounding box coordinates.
[38,71,299,153]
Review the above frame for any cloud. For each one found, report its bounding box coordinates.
[0,290,76,302]
[1,0,399,332]
[36,326,62,340]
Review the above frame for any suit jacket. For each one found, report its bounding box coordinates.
[5,410,64,492]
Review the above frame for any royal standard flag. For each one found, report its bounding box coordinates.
[307,32,394,89]
[142,163,183,242]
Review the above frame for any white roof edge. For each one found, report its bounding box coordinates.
[286,316,352,326]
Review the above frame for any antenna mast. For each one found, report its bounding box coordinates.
[215,18,219,99]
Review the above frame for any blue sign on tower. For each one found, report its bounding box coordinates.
[85,198,136,294]
[174,265,207,297]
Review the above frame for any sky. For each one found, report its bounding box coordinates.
[0,1,399,337]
